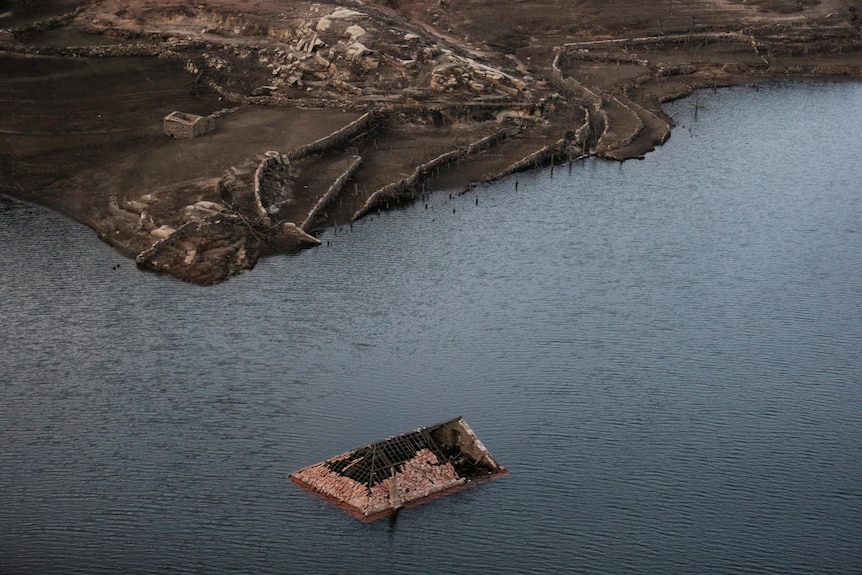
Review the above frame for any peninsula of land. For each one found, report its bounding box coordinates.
[2,0,860,283]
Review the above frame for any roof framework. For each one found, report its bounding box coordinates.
[325,428,448,486]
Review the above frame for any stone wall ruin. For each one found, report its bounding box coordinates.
[163,110,215,138]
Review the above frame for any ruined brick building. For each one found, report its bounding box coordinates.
[163,111,215,138]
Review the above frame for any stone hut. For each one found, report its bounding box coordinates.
[163,111,215,138]
[289,417,506,521]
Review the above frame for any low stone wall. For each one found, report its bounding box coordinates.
[558,32,763,54]
[352,147,462,220]
[253,151,287,225]
[351,127,519,221]
[499,138,572,177]
[287,111,377,161]
[466,127,521,155]
[557,32,773,71]
[573,108,593,152]
[300,155,362,231]
[550,51,606,152]
[599,96,645,155]
[552,51,667,157]
[10,2,99,36]
[135,216,214,268]
[209,104,247,119]
[203,78,369,111]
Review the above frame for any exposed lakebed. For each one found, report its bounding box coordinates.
[1,82,861,574]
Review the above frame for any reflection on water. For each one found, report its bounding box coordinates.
[1,82,861,574]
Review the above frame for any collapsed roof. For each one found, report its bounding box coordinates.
[289,417,506,521]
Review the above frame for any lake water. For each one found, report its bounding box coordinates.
[1,82,861,574]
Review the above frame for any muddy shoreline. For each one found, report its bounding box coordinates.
[2,0,860,284]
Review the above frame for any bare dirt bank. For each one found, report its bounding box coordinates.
[2,0,860,283]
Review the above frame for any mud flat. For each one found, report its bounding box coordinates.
[2,0,860,283]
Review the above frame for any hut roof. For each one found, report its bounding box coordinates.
[289,417,505,520]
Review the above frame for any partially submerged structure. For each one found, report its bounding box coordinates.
[163,111,215,138]
[289,417,506,521]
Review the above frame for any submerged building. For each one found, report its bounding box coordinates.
[289,417,506,521]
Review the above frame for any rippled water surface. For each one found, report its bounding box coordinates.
[2,82,861,574]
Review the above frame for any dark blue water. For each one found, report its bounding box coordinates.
[1,82,861,574]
